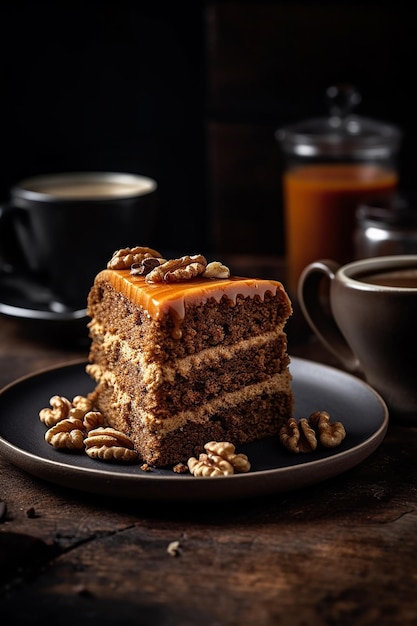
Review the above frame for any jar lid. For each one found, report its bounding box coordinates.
[276,84,402,159]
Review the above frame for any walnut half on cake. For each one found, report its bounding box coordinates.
[86,247,294,468]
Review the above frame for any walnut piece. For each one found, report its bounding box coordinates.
[69,394,96,420]
[308,410,346,448]
[40,393,99,426]
[204,441,251,472]
[39,395,72,427]
[146,254,207,283]
[188,454,233,477]
[84,427,135,449]
[84,427,138,462]
[85,445,138,462]
[188,441,251,477]
[107,246,163,270]
[279,417,317,453]
[40,391,142,463]
[203,261,230,279]
[83,410,106,432]
[280,411,347,453]
[45,417,85,449]
[108,247,232,282]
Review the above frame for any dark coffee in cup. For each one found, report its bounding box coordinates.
[0,172,158,309]
[357,268,417,288]
[23,176,155,199]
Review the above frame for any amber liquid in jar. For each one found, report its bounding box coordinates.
[283,163,398,294]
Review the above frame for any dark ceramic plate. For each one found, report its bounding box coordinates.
[0,358,388,501]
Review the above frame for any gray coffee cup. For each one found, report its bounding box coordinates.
[298,255,417,422]
[0,172,158,309]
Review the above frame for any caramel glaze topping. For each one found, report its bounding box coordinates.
[97,269,287,321]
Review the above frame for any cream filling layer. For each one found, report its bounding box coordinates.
[88,365,292,436]
[89,320,288,389]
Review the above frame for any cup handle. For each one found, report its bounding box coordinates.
[297,259,361,372]
[0,202,30,274]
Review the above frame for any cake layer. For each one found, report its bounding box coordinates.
[88,271,292,360]
[86,365,293,467]
[94,268,291,321]
[87,328,290,416]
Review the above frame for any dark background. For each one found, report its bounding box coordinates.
[0,1,206,254]
[1,1,416,258]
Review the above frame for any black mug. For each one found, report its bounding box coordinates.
[0,172,158,310]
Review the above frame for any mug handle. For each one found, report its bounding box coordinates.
[297,259,360,372]
[0,202,30,274]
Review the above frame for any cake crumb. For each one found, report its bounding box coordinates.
[74,584,94,598]
[167,540,182,557]
[173,463,189,474]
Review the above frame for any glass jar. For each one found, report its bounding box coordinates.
[276,84,402,295]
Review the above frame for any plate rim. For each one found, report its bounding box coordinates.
[0,357,389,501]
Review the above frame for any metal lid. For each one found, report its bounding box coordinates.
[276,84,402,159]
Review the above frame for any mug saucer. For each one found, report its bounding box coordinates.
[0,270,88,325]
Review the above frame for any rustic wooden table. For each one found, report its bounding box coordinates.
[1,298,417,626]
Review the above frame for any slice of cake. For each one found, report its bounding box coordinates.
[86,246,294,468]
